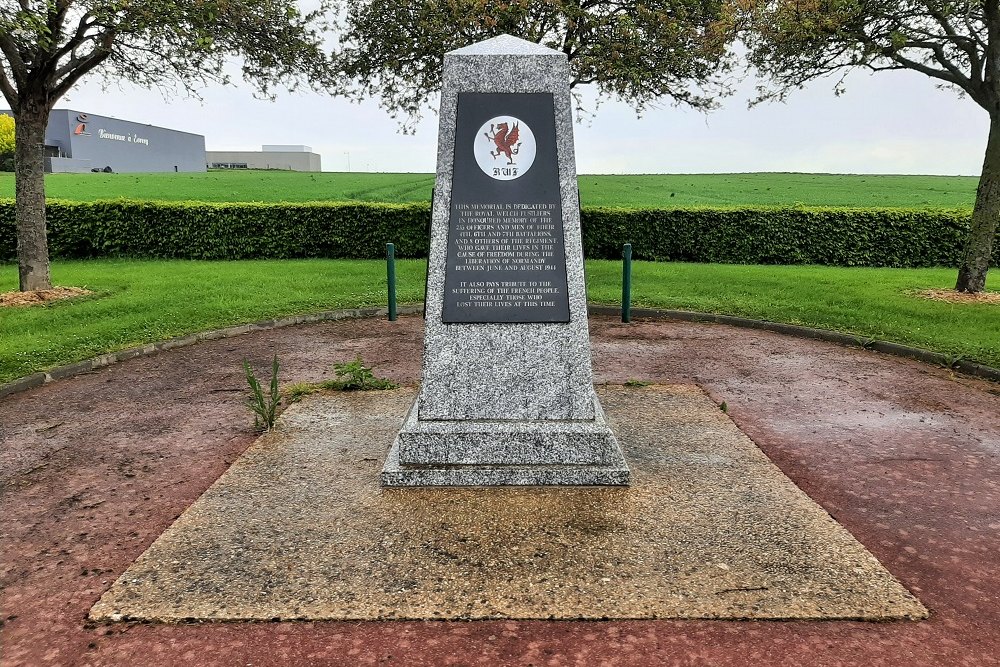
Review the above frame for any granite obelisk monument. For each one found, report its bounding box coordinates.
[381,34,629,486]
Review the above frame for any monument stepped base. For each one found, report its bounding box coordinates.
[381,446,630,487]
[383,396,630,486]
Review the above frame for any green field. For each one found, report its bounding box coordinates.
[1,259,996,384]
[0,171,979,208]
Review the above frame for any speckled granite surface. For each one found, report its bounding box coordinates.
[89,385,926,623]
[419,35,594,423]
[394,394,625,464]
[393,35,627,485]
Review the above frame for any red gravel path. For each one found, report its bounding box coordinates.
[1,315,998,667]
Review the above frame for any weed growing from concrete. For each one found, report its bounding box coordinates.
[244,353,280,431]
[283,356,397,403]
[328,356,397,390]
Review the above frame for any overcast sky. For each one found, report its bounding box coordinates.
[59,59,985,176]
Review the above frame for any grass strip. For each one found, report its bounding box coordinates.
[0,259,996,384]
[588,261,998,368]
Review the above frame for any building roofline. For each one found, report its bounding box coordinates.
[51,108,205,139]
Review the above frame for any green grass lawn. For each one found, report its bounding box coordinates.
[0,171,978,208]
[1,259,996,384]
[0,259,427,384]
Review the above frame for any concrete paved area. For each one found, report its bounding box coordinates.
[2,314,998,666]
[91,385,924,623]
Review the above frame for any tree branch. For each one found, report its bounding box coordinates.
[51,13,99,64]
[926,5,982,60]
[884,47,965,87]
[983,0,1000,113]
[0,61,18,109]
[51,29,115,100]
[903,39,974,88]
[0,31,28,87]
[45,0,73,52]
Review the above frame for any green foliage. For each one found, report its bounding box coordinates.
[325,356,397,391]
[737,1,998,292]
[585,259,1000,369]
[581,206,983,268]
[740,1,985,108]
[281,358,397,401]
[2,0,339,291]
[854,336,878,350]
[0,200,986,268]
[624,379,652,387]
[244,354,281,432]
[0,115,13,172]
[0,200,431,261]
[334,0,735,127]
[941,353,966,371]
[1,2,337,108]
[0,115,13,152]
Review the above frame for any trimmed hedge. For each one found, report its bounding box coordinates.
[0,200,432,261]
[583,206,978,267]
[0,199,983,267]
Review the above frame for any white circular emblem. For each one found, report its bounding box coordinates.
[474,116,536,180]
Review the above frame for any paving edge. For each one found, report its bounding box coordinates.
[0,305,424,401]
[2,303,997,401]
[587,305,1000,384]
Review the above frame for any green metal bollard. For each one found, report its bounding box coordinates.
[386,242,397,321]
[622,243,632,323]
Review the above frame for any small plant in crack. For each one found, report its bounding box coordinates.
[284,381,317,404]
[327,356,398,390]
[855,336,878,350]
[941,353,965,370]
[244,353,281,432]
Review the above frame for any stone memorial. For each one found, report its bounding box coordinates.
[381,34,629,486]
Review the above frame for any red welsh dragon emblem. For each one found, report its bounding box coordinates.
[484,121,521,164]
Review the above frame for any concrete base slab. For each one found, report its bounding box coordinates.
[89,386,927,622]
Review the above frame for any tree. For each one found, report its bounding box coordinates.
[1,1,338,292]
[740,0,1000,293]
[332,0,736,128]
[0,113,13,171]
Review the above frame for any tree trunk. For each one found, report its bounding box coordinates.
[14,98,52,292]
[956,114,1000,292]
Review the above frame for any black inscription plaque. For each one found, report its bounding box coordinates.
[441,92,571,323]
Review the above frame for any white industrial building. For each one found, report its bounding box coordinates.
[206,145,321,171]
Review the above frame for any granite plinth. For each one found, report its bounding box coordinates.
[382,445,630,487]
[417,324,596,421]
[397,396,620,466]
[385,394,629,486]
